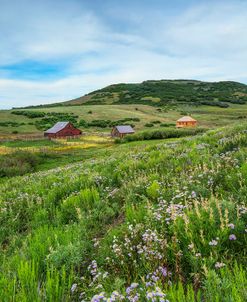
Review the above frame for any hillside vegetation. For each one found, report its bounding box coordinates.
[61,80,247,108]
[1,103,247,136]
[0,123,247,301]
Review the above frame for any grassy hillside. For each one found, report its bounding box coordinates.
[0,123,247,301]
[62,79,247,107]
[1,79,247,136]
[1,103,247,136]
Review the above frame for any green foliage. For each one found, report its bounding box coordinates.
[0,121,26,127]
[11,110,78,131]
[145,123,154,127]
[1,123,247,300]
[0,151,40,177]
[203,264,247,302]
[78,117,140,129]
[121,127,205,142]
[12,110,46,118]
[80,80,247,107]
[160,123,176,127]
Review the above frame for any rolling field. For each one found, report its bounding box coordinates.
[1,102,247,301]
[0,122,247,301]
[1,103,247,136]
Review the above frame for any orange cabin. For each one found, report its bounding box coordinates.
[176,116,197,128]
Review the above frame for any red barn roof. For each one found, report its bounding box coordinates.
[45,122,70,134]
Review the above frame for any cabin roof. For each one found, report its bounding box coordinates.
[115,125,135,134]
[44,122,70,134]
[177,116,197,122]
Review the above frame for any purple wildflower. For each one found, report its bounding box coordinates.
[229,234,237,240]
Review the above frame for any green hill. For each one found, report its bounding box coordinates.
[61,79,247,108]
[2,79,247,136]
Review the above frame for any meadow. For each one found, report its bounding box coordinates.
[0,122,246,301]
[1,103,247,135]
[0,135,114,177]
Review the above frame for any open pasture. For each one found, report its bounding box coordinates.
[1,103,247,136]
[0,135,113,155]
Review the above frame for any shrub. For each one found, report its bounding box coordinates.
[88,120,110,128]
[145,123,154,127]
[152,120,161,124]
[0,151,40,177]
[78,119,89,128]
[160,123,176,127]
[12,110,46,118]
[122,128,205,142]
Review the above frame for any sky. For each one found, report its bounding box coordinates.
[0,0,247,109]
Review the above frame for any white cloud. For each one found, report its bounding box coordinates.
[0,0,247,108]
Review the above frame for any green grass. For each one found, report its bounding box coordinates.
[1,103,247,136]
[0,139,61,148]
[0,122,247,301]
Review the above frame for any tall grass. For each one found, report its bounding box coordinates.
[0,123,247,301]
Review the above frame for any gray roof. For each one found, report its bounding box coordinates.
[115,125,135,134]
[45,122,70,134]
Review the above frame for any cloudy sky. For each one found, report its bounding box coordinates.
[0,0,247,109]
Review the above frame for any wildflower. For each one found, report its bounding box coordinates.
[146,287,168,301]
[188,243,194,250]
[229,234,237,240]
[228,223,235,229]
[159,266,168,277]
[195,253,201,257]
[71,283,77,293]
[126,283,139,294]
[209,239,218,246]
[191,191,197,198]
[91,292,106,302]
[215,262,225,269]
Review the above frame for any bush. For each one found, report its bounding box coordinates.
[0,121,26,127]
[11,110,46,118]
[200,101,229,108]
[88,120,110,128]
[152,120,161,124]
[78,119,89,128]
[145,123,154,127]
[121,128,205,142]
[160,123,176,127]
[0,151,40,177]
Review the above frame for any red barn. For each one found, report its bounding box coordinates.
[44,122,81,138]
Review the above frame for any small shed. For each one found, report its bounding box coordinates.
[111,125,135,138]
[176,116,197,128]
[44,121,81,138]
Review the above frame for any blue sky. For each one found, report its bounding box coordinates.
[0,0,247,108]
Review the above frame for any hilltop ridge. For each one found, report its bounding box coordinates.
[21,79,247,109]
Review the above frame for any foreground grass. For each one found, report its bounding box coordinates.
[0,123,247,301]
